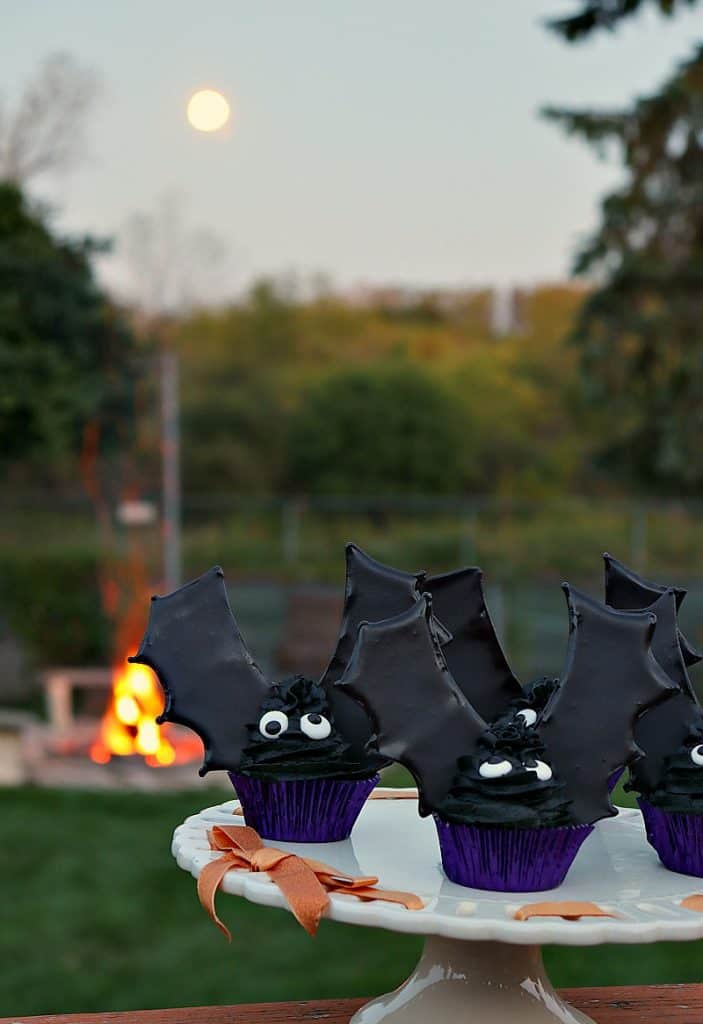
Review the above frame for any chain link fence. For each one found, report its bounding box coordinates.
[1,493,702,690]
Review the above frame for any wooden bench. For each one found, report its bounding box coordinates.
[41,667,112,735]
[1,987,701,1023]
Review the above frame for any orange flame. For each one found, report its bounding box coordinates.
[90,653,200,767]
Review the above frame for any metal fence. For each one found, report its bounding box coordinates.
[2,492,702,684]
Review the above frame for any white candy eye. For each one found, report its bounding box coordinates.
[300,713,332,740]
[525,760,553,781]
[516,708,537,727]
[479,758,513,779]
[690,745,703,766]
[259,710,289,738]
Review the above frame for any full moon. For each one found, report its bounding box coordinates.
[187,89,230,133]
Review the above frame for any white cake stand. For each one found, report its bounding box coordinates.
[172,791,703,1024]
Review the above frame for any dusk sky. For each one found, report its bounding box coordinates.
[3,1,702,302]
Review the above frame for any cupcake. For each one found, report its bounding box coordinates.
[635,731,703,876]
[603,556,703,874]
[434,714,589,891]
[132,545,432,842]
[422,568,624,799]
[337,584,675,891]
[230,675,378,842]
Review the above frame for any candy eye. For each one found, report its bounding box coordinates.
[516,708,537,727]
[690,745,703,766]
[300,712,331,740]
[259,710,289,738]
[525,759,553,781]
[478,758,513,779]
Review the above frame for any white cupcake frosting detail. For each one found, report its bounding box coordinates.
[300,713,332,740]
[525,759,553,782]
[516,708,538,727]
[258,709,289,738]
[478,758,513,779]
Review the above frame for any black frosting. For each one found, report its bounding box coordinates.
[436,721,573,829]
[489,676,560,733]
[631,728,703,813]
[238,675,373,782]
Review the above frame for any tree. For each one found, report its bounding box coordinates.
[287,363,467,495]
[119,191,228,315]
[545,1,703,489]
[0,182,138,475]
[0,53,99,184]
[546,0,697,40]
[176,279,299,492]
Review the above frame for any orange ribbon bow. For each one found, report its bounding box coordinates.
[197,823,423,939]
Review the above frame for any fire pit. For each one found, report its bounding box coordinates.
[90,654,201,767]
[20,659,226,791]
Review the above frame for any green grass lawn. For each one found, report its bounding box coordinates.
[1,784,702,1018]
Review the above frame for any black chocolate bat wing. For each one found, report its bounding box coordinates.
[421,567,523,721]
[630,590,703,790]
[539,585,676,825]
[130,566,269,775]
[320,544,436,763]
[604,553,703,668]
[321,544,428,686]
[336,595,488,815]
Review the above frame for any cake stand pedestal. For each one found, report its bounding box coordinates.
[173,792,703,1024]
[348,935,590,1024]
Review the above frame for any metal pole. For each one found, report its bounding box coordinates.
[282,498,302,566]
[631,501,648,574]
[161,349,182,592]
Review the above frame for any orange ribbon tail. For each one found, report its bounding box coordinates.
[197,823,422,939]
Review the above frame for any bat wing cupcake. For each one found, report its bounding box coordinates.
[337,587,675,890]
[604,555,703,876]
[131,545,435,842]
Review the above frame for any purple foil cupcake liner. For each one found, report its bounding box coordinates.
[434,817,594,891]
[608,767,625,793]
[638,798,703,877]
[229,773,379,842]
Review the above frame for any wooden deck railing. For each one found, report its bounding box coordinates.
[2,986,702,1023]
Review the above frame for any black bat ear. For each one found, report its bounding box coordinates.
[539,584,676,825]
[628,589,703,791]
[321,543,437,766]
[604,551,691,613]
[644,589,696,693]
[604,552,681,607]
[337,595,488,815]
[320,543,426,687]
[679,634,703,668]
[131,566,270,775]
[604,552,703,667]
[421,567,522,722]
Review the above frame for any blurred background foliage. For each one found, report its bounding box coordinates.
[175,279,593,499]
[0,182,140,482]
